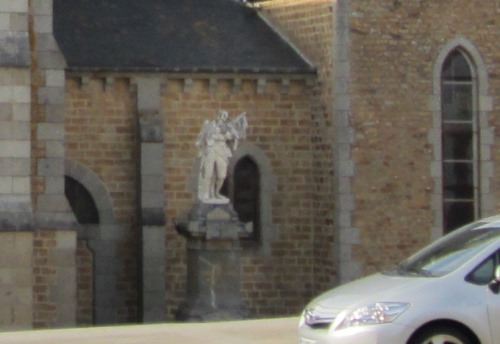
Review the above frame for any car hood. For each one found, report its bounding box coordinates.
[311,273,438,310]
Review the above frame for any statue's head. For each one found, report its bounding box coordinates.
[216,109,228,123]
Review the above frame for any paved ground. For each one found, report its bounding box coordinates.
[0,317,299,344]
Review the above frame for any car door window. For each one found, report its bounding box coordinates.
[466,250,499,285]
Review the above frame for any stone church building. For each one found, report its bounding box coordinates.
[0,0,498,329]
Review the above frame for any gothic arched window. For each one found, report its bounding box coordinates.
[441,49,478,233]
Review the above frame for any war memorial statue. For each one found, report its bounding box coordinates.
[195,109,248,203]
[175,109,250,321]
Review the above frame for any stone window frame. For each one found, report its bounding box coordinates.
[65,159,125,324]
[441,49,478,233]
[228,142,277,256]
[429,37,495,240]
[64,159,116,233]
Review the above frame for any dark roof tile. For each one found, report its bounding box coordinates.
[53,0,315,74]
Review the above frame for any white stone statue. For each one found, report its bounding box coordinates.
[196,109,248,203]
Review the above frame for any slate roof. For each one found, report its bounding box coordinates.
[53,0,316,74]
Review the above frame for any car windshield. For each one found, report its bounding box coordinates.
[386,221,500,277]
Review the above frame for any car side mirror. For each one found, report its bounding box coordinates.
[489,266,500,294]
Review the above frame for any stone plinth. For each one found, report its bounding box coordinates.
[175,203,249,321]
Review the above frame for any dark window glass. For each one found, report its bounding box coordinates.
[466,253,498,285]
[442,50,472,81]
[442,122,473,160]
[234,157,260,242]
[225,156,260,243]
[65,176,99,224]
[441,84,473,120]
[442,162,474,198]
[443,201,474,233]
[441,49,477,234]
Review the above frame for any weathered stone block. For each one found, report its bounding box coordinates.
[45,69,65,87]
[0,32,30,67]
[33,15,52,34]
[141,208,165,226]
[140,143,164,174]
[0,231,33,329]
[0,0,28,13]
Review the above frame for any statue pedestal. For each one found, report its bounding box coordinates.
[175,203,250,321]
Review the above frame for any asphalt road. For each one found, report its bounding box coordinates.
[0,317,299,344]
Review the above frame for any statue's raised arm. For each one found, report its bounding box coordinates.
[227,112,248,151]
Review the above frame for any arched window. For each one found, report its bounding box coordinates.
[441,49,478,233]
[65,176,99,224]
[212,142,276,255]
[223,156,261,243]
[233,156,260,243]
[430,39,493,240]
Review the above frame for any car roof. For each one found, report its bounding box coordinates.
[475,215,500,228]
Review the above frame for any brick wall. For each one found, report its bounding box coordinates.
[259,0,334,108]
[65,77,138,322]
[163,77,316,317]
[33,231,57,328]
[62,0,500,315]
[65,74,317,320]
[55,0,500,324]
[261,0,500,279]
[260,0,337,292]
[348,0,500,273]
[65,78,137,225]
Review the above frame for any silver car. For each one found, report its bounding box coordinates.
[299,215,500,344]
